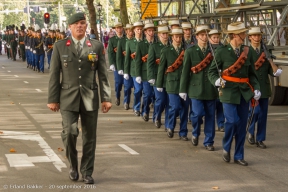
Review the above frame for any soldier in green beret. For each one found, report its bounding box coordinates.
[47,12,112,184]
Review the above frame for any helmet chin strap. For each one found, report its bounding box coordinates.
[237,34,245,42]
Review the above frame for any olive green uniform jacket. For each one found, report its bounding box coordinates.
[48,37,111,111]
[147,42,168,85]
[116,36,130,71]
[249,46,274,98]
[208,44,260,104]
[135,39,154,81]
[156,45,184,93]
[179,45,218,100]
[108,35,124,69]
[124,38,141,77]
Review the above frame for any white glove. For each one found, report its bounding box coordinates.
[33,50,36,54]
[253,90,261,101]
[215,78,226,87]
[179,93,187,101]
[30,48,33,51]
[25,46,27,49]
[27,46,30,49]
[273,68,282,77]
[124,74,129,80]
[136,76,142,84]
[156,88,163,92]
[118,70,124,75]
[110,64,116,71]
[148,79,155,84]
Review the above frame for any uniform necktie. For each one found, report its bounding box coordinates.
[235,48,240,57]
[255,48,260,55]
[202,48,206,55]
[77,41,82,56]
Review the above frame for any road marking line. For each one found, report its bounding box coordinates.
[35,89,42,92]
[14,75,19,77]
[2,67,5,69]
[118,144,139,155]
[268,113,288,116]
[23,81,29,84]
[7,71,11,72]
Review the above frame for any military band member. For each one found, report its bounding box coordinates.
[208,22,261,166]
[108,21,125,106]
[34,25,45,73]
[156,28,189,140]
[208,29,225,132]
[116,24,134,110]
[124,21,144,116]
[179,25,218,150]
[45,24,56,69]
[147,25,170,128]
[247,27,282,149]
[47,12,112,184]
[135,22,156,121]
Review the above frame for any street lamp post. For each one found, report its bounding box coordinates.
[96,2,102,42]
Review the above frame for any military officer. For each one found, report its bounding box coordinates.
[156,28,189,140]
[208,22,261,166]
[34,24,45,73]
[116,24,134,110]
[135,22,156,121]
[124,21,144,116]
[247,27,282,149]
[147,25,170,128]
[47,12,112,184]
[107,21,125,106]
[45,24,56,69]
[208,29,225,132]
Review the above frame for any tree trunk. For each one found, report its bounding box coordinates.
[86,0,99,40]
[120,0,129,26]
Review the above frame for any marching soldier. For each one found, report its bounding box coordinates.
[3,29,9,56]
[107,21,125,106]
[34,24,45,73]
[247,27,282,148]
[208,29,225,132]
[182,22,195,49]
[135,22,156,122]
[18,26,26,62]
[45,24,56,69]
[156,28,189,140]
[8,26,18,61]
[116,24,134,110]
[147,25,170,128]
[208,22,261,166]
[47,12,112,184]
[179,25,218,150]
[123,21,144,116]
[0,32,2,55]
[30,28,37,71]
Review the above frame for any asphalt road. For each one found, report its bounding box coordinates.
[0,53,287,192]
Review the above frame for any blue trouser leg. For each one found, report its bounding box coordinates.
[191,99,205,137]
[164,91,170,128]
[142,81,153,115]
[39,54,45,72]
[35,54,40,70]
[216,99,225,128]
[114,71,123,100]
[132,77,143,111]
[178,98,189,137]
[153,86,167,122]
[123,75,133,105]
[203,100,216,145]
[248,98,268,142]
[26,50,29,65]
[31,53,35,67]
[223,97,249,160]
[167,94,180,130]
[47,54,52,68]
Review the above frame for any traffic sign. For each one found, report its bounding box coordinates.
[141,0,158,19]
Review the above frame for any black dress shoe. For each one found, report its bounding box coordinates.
[155,120,161,128]
[218,127,225,132]
[69,167,79,181]
[115,99,120,106]
[134,110,140,116]
[256,141,266,149]
[167,129,174,138]
[234,159,248,166]
[179,136,188,141]
[124,103,129,110]
[82,175,94,184]
[142,113,149,122]
[164,128,167,132]
[191,136,198,146]
[247,133,255,145]
[205,144,215,151]
[222,150,230,163]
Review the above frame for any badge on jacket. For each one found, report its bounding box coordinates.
[88,51,98,70]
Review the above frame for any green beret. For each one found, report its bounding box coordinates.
[68,12,86,25]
